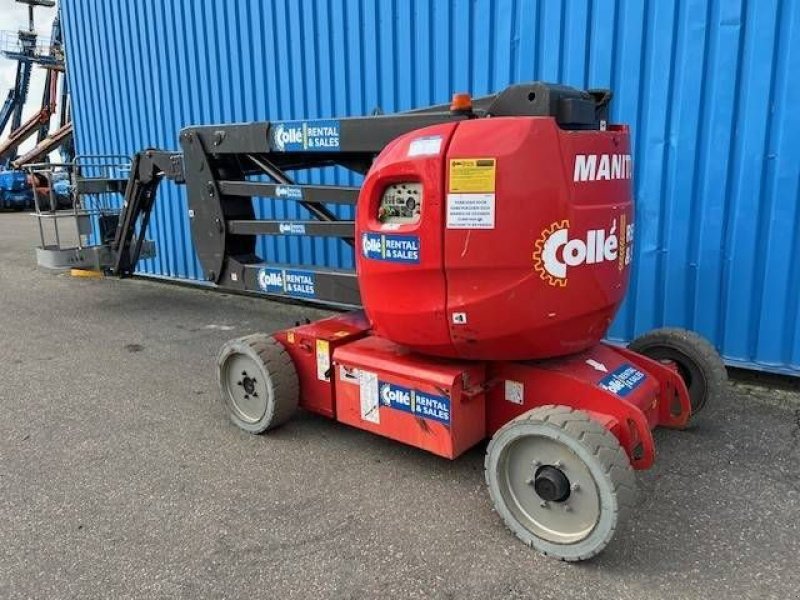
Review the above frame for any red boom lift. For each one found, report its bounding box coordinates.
[65,82,728,560]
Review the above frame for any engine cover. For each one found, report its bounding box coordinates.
[356,117,634,360]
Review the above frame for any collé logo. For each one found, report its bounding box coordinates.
[270,120,340,152]
[257,268,284,293]
[598,364,646,397]
[378,381,450,425]
[532,217,634,287]
[362,233,383,258]
[361,233,420,264]
[380,382,410,407]
[256,268,316,298]
[271,124,303,152]
[275,185,304,200]
[278,222,307,235]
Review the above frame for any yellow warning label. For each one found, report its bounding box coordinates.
[286,331,295,344]
[316,339,331,381]
[449,158,496,193]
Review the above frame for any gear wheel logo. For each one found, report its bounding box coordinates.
[271,124,287,151]
[532,220,570,287]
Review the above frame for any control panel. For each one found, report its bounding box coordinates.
[378,182,422,225]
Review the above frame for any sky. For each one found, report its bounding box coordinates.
[0,0,59,152]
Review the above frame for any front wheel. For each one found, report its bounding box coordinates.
[628,327,727,418]
[485,405,637,561]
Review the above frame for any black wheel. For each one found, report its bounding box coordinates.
[216,334,298,433]
[485,405,636,561]
[628,327,727,418]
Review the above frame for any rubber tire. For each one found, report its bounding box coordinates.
[216,334,298,434]
[628,327,726,418]
[485,405,637,561]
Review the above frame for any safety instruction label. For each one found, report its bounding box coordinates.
[316,339,331,381]
[379,381,451,426]
[257,268,316,298]
[359,369,380,424]
[598,364,646,397]
[446,193,495,229]
[361,233,420,264]
[449,158,496,193]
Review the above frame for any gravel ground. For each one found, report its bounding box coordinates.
[1,212,798,599]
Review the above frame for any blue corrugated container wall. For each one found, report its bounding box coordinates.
[60,0,800,376]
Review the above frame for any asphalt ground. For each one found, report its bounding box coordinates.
[1,211,798,599]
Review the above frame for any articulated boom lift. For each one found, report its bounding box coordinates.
[93,82,726,560]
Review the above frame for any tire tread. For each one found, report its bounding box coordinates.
[216,333,298,432]
[485,404,636,561]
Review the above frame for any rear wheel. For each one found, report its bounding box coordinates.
[628,327,726,418]
[216,334,298,433]
[485,405,636,561]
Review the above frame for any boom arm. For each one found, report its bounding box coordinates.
[108,83,611,306]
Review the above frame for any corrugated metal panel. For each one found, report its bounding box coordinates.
[60,0,800,375]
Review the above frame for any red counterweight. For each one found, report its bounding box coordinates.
[334,335,486,459]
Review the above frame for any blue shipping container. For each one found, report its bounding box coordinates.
[60,0,800,375]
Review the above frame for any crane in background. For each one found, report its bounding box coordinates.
[0,0,73,209]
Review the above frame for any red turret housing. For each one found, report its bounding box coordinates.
[356,117,634,360]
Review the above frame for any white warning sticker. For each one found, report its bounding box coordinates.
[340,365,359,384]
[504,380,524,405]
[359,369,380,424]
[446,193,496,229]
[408,135,443,157]
[316,339,330,381]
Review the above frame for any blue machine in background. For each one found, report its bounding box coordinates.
[0,169,33,209]
[0,167,70,209]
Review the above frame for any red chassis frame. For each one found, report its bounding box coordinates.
[274,312,691,468]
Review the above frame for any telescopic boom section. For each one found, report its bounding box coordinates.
[109,83,610,307]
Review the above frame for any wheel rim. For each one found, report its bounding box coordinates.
[221,352,270,424]
[648,347,708,413]
[497,435,601,544]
